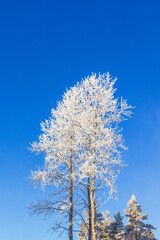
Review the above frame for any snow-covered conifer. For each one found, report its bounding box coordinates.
[77,211,90,240]
[124,194,148,240]
[142,224,157,240]
[109,211,124,239]
[97,211,112,240]
[78,210,104,240]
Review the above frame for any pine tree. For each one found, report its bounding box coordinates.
[124,194,148,240]
[109,211,124,239]
[77,211,90,240]
[142,224,157,240]
[77,209,105,240]
[98,211,112,239]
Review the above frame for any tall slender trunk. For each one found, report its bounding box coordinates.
[91,147,96,240]
[90,124,97,240]
[69,168,73,240]
[69,132,73,240]
[69,171,73,240]
[87,176,92,240]
[91,170,96,240]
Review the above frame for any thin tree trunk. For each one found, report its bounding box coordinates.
[90,126,97,240]
[69,170,73,240]
[91,171,96,240]
[87,176,92,240]
[91,147,96,240]
[69,131,73,240]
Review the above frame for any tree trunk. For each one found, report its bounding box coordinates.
[69,131,73,240]
[69,159,73,240]
[90,127,97,240]
[87,176,92,240]
[91,172,96,240]
[91,147,96,240]
[135,231,137,240]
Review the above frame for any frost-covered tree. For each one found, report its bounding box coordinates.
[29,88,81,240]
[142,224,157,240]
[77,208,105,240]
[75,176,93,240]
[98,210,112,240]
[29,73,133,240]
[77,211,90,240]
[124,194,148,240]
[109,211,124,239]
[74,73,133,240]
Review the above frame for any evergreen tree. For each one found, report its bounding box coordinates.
[77,211,90,240]
[78,210,105,240]
[109,211,124,239]
[98,211,112,240]
[142,224,157,240]
[124,194,148,240]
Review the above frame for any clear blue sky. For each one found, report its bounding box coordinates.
[0,0,160,239]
